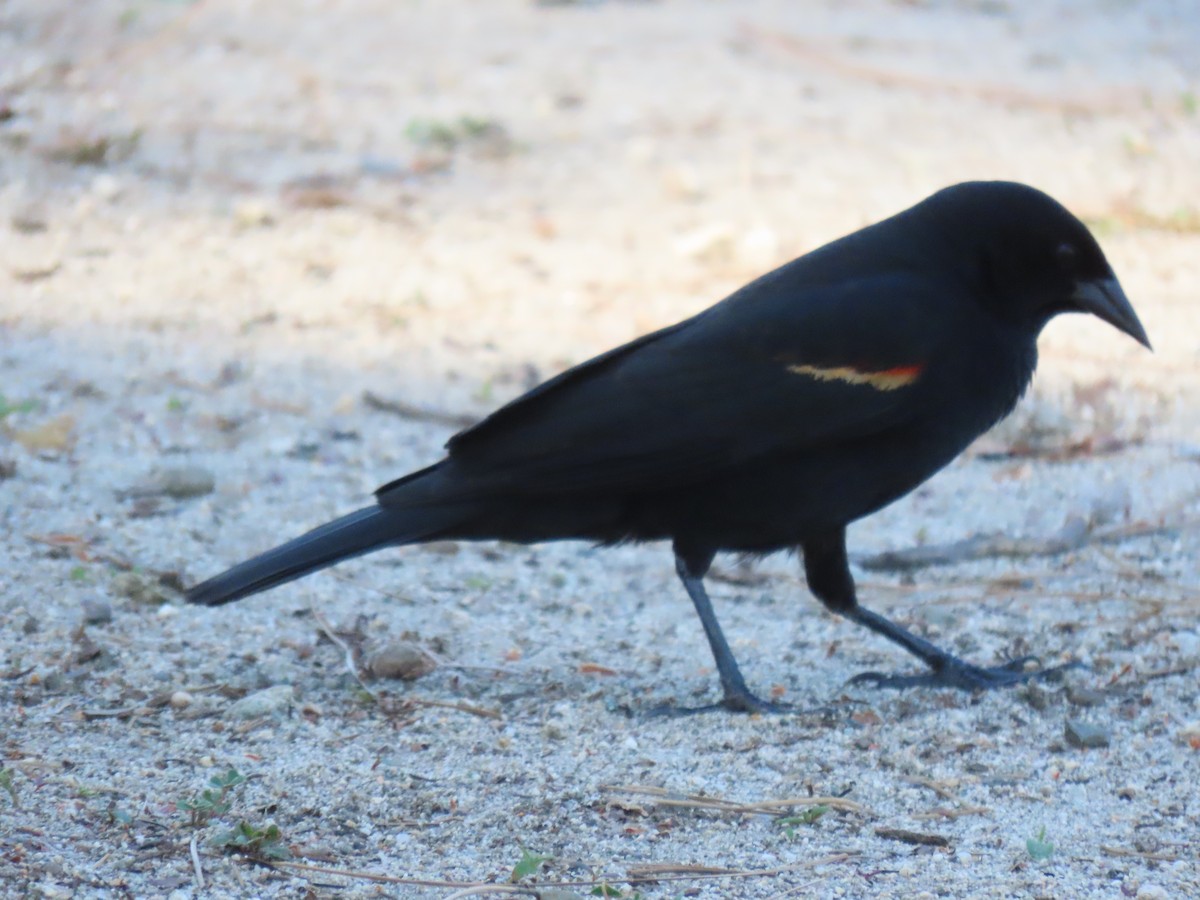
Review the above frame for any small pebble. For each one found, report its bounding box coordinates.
[1178,720,1200,747]
[169,691,193,709]
[367,642,436,681]
[111,571,170,606]
[90,173,121,201]
[41,671,66,691]
[32,883,72,900]
[1136,885,1170,900]
[124,465,216,500]
[1067,685,1105,707]
[81,597,112,625]
[233,198,275,227]
[1064,719,1110,749]
[1023,683,1050,711]
[1169,630,1200,657]
[11,207,48,233]
[226,685,295,720]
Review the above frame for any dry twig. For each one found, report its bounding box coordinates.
[362,390,478,428]
[603,783,871,817]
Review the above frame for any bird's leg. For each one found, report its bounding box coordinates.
[665,544,790,714]
[802,529,1078,690]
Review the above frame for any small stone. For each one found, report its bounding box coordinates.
[1023,683,1051,711]
[11,207,48,233]
[1136,885,1169,900]
[1117,785,1137,800]
[81,597,112,625]
[226,685,295,720]
[673,222,734,262]
[233,198,275,228]
[124,465,215,500]
[1169,630,1200,658]
[90,173,121,201]
[41,671,66,691]
[11,413,74,452]
[739,223,780,266]
[31,883,73,899]
[169,691,193,709]
[300,702,322,719]
[1064,719,1110,749]
[542,720,567,740]
[1067,686,1105,707]
[366,642,436,681]
[111,571,170,606]
[1178,720,1200,748]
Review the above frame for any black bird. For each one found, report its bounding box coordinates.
[188,181,1150,712]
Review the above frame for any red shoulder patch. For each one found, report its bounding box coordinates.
[786,362,924,392]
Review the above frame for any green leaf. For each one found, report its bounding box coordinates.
[211,821,289,859]
[0,768,16,806]
[779,804,830,837]
[210,768,247,790]
[110,807,134,826]
[510,847,552,882]
[0,394,36,420]
[1026,826,1054,861]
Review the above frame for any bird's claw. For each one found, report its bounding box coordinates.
[646,689,794,717]
[849,656,1082,691]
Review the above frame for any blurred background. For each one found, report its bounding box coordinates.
[2,0,1197,412]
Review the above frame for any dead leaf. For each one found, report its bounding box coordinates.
[11,261,60,281]
[9,414,75,452]
[28,533,95,561]
[579,662,618,676]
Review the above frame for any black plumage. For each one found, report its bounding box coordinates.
[188,181,1150,711]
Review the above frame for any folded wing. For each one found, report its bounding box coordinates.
[380,267,953,499]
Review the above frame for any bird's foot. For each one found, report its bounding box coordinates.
[647,686,793,717]
[718,688,794,715]
[849,655,1082,691]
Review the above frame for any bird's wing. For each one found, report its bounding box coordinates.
[384,267,958,497]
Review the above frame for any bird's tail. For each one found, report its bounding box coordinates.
[186,504,455,607]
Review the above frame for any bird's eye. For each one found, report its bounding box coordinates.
[1055,243,1077,271]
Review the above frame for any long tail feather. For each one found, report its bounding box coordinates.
[186,505,441,607]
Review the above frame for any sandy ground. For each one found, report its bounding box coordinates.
[2,1,1199,897]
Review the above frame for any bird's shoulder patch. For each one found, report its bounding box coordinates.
[786,362,924,392]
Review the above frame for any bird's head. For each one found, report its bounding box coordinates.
[923,181,1151,349]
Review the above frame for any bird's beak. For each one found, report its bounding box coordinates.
[1071,277,1152,350]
